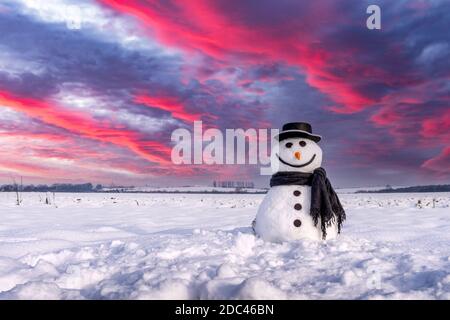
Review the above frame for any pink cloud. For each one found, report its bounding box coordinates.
[0,90,171,165]
[98,0,377,112]
[135,94,202,122]
[421,112,450,141]
[422,147,450,175]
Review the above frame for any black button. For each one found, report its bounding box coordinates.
[293,219,302,227]
[293,190,301,196]
[294,203,302,210]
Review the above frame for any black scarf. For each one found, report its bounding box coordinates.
[270,168,346,239]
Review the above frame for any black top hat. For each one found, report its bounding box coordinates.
[275,122,321,142]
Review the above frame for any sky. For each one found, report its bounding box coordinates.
[0,0,448,188]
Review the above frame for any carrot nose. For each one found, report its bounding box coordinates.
[294,151,301,160]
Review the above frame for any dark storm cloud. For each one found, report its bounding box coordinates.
[0,12,178,96]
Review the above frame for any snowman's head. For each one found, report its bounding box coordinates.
[271,137,322,173]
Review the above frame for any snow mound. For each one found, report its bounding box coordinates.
[0,229,449,299]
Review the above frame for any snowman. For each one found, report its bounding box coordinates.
[253,122,345,242]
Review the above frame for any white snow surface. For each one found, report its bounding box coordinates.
[101,186,268,193]
[0,192,449,300]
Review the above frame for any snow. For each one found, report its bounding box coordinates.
[336,186,390,193]
[0,192,449,300]
[101,186,268,193]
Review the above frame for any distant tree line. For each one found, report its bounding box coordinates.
[0,183,103,192]
[213,181,255,188]
[356,184,450,193]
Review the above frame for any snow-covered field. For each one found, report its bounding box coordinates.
[0,192,449,300]
[101,186,268,193]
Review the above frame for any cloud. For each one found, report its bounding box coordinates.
[135,94,202,123]
[422,147,450,175]
[0,0,448,185]
[0,90,171,164]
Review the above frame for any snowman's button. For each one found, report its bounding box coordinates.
[294,203,302,210]
[293,219,302,227]
[293,190,301,196]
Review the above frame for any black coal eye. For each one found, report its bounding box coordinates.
[299,141,306,147]
[285,142,293,148]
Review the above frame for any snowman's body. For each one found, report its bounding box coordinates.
[254,125,339,242]
[255,185,338,242]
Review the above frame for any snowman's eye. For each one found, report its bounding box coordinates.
[285,142,293,148]
[299,141,306,147]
